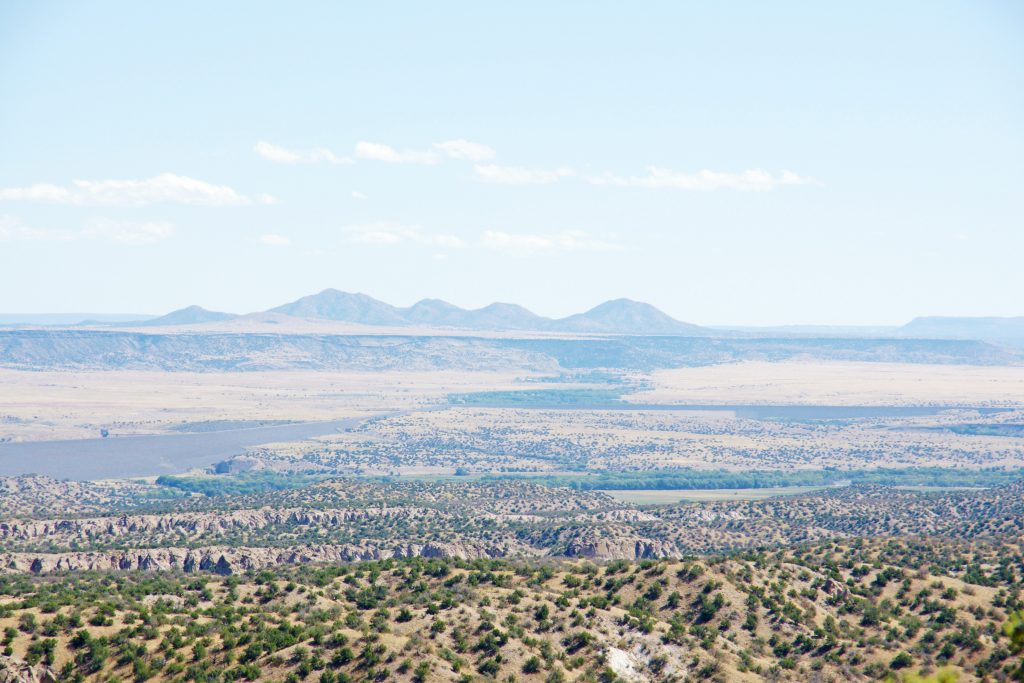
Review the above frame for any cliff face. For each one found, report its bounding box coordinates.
[3,542,510,575]
[0,507,428,542]
[1,535,695,574]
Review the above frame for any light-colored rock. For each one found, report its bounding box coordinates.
[606,647,648,682]
[563,534,679,560]
[0,656,57,683]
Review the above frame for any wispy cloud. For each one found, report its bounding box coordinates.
[254,141,301,164]
[588,167,815,191]
[254,141,352,165]
[343,221,619,254]
[473,165,574,185]
[0,174,254,206]
[481,229,622,253]
[433,139,496,161]
[0,215,173,244]
[258,233,291,246]
[0,215,75,241]
[351,191,368,200]
[355,142,440,165]
[82,218,174,245]
[344,222,465,248]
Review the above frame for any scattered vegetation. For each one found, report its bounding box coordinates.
[155,473,331,497]
[1,539,1021,682]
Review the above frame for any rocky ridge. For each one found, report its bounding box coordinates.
[3,541,512,575]
[0,506,433,542]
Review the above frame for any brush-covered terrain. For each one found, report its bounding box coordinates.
[2,477,1024,567]
[2,361,1023,681]
[1,474,1023,682]
[1,539,1022,682]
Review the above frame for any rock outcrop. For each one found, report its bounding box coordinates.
[0,656,58,683]
[562,533,680,560]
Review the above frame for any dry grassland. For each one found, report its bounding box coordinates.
[0,370,530,442]
[630,360,1024,407]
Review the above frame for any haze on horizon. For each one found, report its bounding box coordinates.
[1,2,1022,326]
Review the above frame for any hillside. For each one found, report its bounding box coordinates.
[0,536,1020,682]
[0,473,1022,681]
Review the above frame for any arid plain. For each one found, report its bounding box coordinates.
[1,330,1023,682]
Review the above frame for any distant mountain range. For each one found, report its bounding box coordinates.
[268,289,709,335]
[3,292,1022,341]
[0,291,709,335]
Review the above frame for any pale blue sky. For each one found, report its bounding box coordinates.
[1,1,1021,325]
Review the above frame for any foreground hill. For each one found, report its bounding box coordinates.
[0,477,1022,680]
[0,538,1020,682]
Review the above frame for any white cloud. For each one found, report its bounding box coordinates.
[259,138,496,166]
[473,165,574,185]
[254,141,353,165]
[588,167,815,191]
[342,222,618,253]
[254,141,301,164]
[433,139,496,161]
[255,193,279,205]
[0,174,253,206]
[82,218,174,245]
[481,229,622,253]
[308,148,351,165]
[351,191,368,200]
[431,233,467,248]
[355,142,440,165]
[259,233,291,246]
[344,222,465,248]
[0,215,75,241]
[0,215,172,244]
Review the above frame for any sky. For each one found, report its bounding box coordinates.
[0,1,1022,326]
